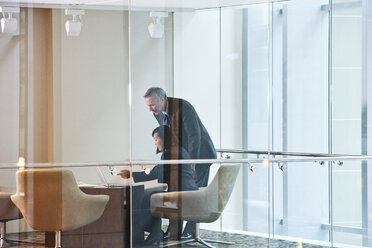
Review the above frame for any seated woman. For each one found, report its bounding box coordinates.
[118,125,198,245]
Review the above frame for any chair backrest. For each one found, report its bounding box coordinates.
[150,164,240,223]
[203,164,240,221]
[11,169,109,231]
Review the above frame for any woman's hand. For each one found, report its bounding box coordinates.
[117,169,131,179]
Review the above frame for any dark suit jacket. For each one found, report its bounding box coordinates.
[154,97,217,162]
[132,147,198,192]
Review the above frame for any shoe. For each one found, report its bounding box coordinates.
[143,233,162,246]
[162,231,168,241]
[180,232,194,240]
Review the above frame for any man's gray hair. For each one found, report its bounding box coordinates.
[144,87,167,100]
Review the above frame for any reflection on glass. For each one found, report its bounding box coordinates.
[1,0,372,247]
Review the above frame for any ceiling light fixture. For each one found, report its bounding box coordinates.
[65,8,85,37]
[0,6,19,34]
[148,11,168,39]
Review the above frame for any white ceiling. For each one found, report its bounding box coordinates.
[0,0,274,11]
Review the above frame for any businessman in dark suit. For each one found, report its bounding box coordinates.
[144,87,217,239]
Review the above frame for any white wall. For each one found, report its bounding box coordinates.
[0,32,20,190]
[0,11,29,234]
[52,9,174,182]
[130,11,174,161]
[53,9,130,183]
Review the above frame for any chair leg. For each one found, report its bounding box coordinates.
[162,238,195,247]
[161,222,234,248]
[0,221,19,247]
[203,238,235,245]
[196,237,216,248]
[0,221,5,248]
[1,221,6,240]
[55,231,61,248]
[0,221,10,248]
[0,220,39,247]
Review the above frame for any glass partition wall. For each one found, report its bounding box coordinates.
[331,0,367,247]
[129,1,271,246]
[0,5,132,247]
[271,0,330,245]
[0,0,372,247]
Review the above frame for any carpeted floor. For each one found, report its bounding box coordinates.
[1,232,44,248]
[153,229,328,248]
[3,230,328,248]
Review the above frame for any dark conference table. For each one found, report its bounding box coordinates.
[45,185,145,248]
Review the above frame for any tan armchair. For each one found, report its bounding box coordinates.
[150,164,240,248]
[0,192,23,247]
[11,169,109,248]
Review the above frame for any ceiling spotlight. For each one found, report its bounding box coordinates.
[65,9,85,37]
[148,12,168,39]
[0,6,19,34]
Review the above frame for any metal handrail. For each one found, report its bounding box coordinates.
[0,155,372,170]
[216,148,356,158]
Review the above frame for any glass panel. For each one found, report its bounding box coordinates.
[272,0,331,246]
[50,6,130,247]
[128,1,271,247]
[129,2,223,244]
[1,4,130,247]
[128,5,176,246]
[237,2,271,236]
[363,1,372,246]
[330,0,368,247]
[5,1,372,248]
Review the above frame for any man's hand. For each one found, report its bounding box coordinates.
[118,169,131,179]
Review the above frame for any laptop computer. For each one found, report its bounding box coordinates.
[96,166,130,187]
[96,166,168,192]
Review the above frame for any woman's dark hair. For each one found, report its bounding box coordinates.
[152,125,172,150]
